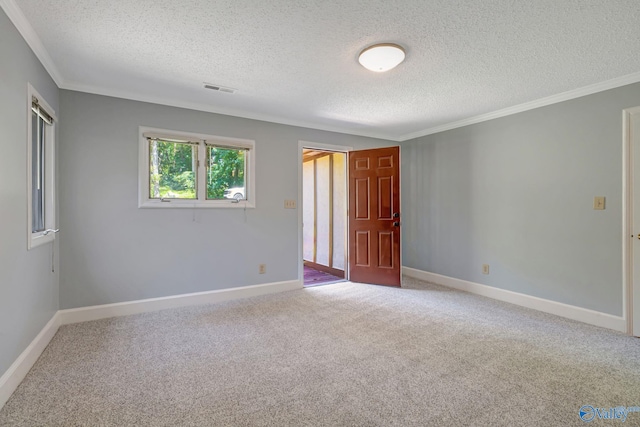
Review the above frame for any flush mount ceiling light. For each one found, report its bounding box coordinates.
[358,43,406,72]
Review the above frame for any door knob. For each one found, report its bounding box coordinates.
[393,221,400,227]
[393,212,400,218]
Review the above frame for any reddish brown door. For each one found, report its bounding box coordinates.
[348,146,401,287]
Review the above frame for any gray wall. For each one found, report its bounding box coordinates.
[58,91,393,309]
[402,83,640,316]
[0,10,59,377]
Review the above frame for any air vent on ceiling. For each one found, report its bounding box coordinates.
[203,83,237,94]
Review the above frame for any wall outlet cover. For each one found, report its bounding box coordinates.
[593,196,605,210]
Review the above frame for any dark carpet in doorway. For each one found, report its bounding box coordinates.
[303,265,343,287]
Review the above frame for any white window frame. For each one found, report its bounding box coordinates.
[27,83,57,250]
[138,126,256,208]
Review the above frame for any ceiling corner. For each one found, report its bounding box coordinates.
[1,0,65,87]
[399,70,640,142]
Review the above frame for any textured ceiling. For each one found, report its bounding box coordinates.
[6,0,640,140]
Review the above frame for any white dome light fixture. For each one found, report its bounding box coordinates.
[358,43,406,72]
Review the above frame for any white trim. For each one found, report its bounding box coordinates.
[297,141,352,284]
[64,72,640,143]
[623,108,631,335]
[623,107,640,336]
[138,126,256,209]
[5,0,640,143]
[0,313,60,410]
[27,83,57,250]
[64,81,400,141]
[403,267,627,332]
[399,72,640,141]
[58,280,301,325]
[0,0,64,87]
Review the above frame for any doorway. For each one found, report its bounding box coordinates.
[297,141,402,288]
[302,147,348,287]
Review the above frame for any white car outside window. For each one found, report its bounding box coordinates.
[224,187,245,200]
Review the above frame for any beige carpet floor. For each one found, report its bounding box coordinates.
[1,276,639,426]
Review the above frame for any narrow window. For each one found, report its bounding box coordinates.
[31,109,46,232]
[27,84,57,249]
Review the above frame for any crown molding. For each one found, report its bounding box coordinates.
[399,71,640,142]
[63,70,640,144]
[1,0,64,87]
[4,0,639,143]
[60,80,400,141]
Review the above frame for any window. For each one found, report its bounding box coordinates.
[27,84,57,249]
[149,139,198,199]
[139,127,255,208]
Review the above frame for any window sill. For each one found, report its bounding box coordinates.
[138,200,255,209]
[28,232,55,250]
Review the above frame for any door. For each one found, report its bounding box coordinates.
[631,107,640,336]
[348,146,401,287]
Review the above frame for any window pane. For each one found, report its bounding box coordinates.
[149,140,197,199]
[206,146,246,200]
[31,112,45,232]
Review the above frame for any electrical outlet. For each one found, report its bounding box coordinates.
[482,264,490,275]
[259,264,266,274]
[593,196,605,210]
[284,199,296,209]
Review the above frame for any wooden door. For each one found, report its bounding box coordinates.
[348,146,401,287]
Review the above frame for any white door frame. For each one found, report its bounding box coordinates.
[298,141,352,284]
[623,106,640,336]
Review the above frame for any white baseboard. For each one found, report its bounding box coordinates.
[403,267,627,333]
[0,312,61,409]
[0,279,301,411]
[58,280,302,325]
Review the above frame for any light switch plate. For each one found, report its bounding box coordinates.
[593,196,605,210]
[284,199,296,209]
